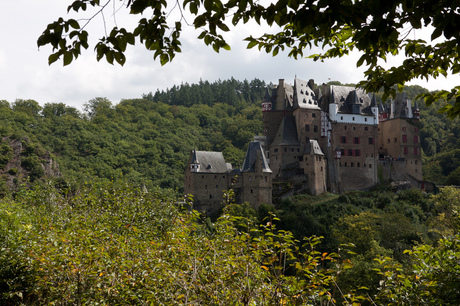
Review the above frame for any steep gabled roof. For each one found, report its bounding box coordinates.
[192,151,231,173]
[263,87,274,103]
[271,115,300,147]
[241,141,272,173]
[330,85,374,115]
[304,139,324,156]
[293,78,320,110]
[392,92,413,118]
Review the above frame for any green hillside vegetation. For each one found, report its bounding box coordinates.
[0,78,266,193]
[1,181,459,304]
[0,80,459,189]
[1,79,460,303]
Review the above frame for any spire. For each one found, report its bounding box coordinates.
[190,148,200,172]
[370,93,377,107]
[263,87,272,102]
[330,88,336,104]
[191,148,199,164]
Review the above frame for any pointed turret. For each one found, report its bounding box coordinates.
[190,148,200,172]
[241,141,271,173]
[350,90,361,114]
[370,94,377,107]
[262,87,273,112]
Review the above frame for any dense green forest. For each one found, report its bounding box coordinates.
[1,78,460,304]
[0,78,459,193]
[0,78,267,193]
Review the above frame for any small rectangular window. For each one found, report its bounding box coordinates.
[355,149,360,156]
[348,149,353,156]
[404,147,408,154]
[369,137,374,145]
[402,135,407,143]
[341,136,347,143]
[314,125,318,132]
[305,124,310,132]
[354,137,360,144]
[414,135,419,143]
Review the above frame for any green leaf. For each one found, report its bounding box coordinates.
[63,51,72,66]
[48,53,60,65]
[68,19,80,29]
[247,40,258,49]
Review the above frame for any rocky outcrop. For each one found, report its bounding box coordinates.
[1,137,62,191]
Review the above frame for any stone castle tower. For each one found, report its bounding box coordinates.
[185,77,424,213]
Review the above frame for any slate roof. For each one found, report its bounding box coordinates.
[263,87,274,103]
[271,115,300,147]
[241,141,272,173]
[191,150,231,173]
[293,78,320,110]
[392,92,412,118]
[304,139,324,156]
[330,85,374,115]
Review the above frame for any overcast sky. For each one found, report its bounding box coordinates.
[1,1,459,110]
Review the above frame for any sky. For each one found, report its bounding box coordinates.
[1,1,460,110]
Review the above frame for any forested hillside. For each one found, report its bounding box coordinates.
[0,78,266,193]
[0,79,459,192]
[1,79,460,304]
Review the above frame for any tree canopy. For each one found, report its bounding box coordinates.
[38,0,460,118]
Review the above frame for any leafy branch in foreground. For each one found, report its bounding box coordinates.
[38,0,460,118]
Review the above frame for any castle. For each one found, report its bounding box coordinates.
[184,78,423,214]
